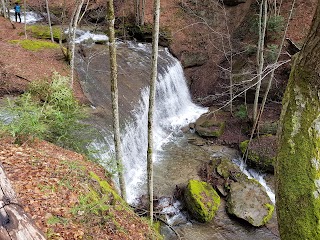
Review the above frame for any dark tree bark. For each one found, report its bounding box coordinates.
[276,0,320,239]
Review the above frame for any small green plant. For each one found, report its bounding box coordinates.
[266,44,279,63]
[9,39,59,51]
[235,104,248,120]
[47,215,68,226]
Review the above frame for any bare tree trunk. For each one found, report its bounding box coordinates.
[70,0,84,87]
[141,0,146,26]
[276,0,320,238]
[24,0,27,39]
[134,0,140,26]
[253,0,267,123]
[1,0,8,18]
[45,0,54,42]
[107,0,126,200]
[147,0,160,225]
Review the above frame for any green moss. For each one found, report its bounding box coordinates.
[276,65,320,239]
[26,25,65,41]
[262,203,274,225]
[185,180,220,222]
[9,39,59,51]
[239,138,275,172]
[239,140,249,153]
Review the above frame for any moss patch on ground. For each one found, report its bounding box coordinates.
[26,25,64,41]
[9,39,59,51]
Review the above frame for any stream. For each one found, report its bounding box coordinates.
[74,31,279,240]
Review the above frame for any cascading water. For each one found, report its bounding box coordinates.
[122,60,207,203]
[233,158,275,204]
[75,40,207,203]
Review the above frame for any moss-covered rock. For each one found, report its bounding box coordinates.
[9,39,59,51]
[239,135,276,172]
[184,180,220,222]
[226,179,274,227]
[195,113,226,138]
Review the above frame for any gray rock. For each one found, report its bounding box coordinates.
[226,179,274,227]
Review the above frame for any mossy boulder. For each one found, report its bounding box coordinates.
[184,180,220,222]
[239,135,276,172]
[226,179,274,227]
[195,113,226,138]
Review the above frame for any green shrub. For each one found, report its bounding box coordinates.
[235,104,248,120]
[0,73,88,150]
[9,39,59,51]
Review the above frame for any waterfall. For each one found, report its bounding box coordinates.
[121,59,207,203]
[78,42,207,203]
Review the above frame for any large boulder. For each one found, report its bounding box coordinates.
[239,135,276,172]
[226,179,274,227]
[195,113,226,138]
[184,180,221,222]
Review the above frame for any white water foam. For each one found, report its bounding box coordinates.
[9,10,42,24]
[233,158,276,204]
[122,58,207,203]
[74,30,108,44]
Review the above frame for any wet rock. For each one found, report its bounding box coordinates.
[226,179,274,227]
[239,135,276,173]
[216,158,247,182]
[195,113,226,138]
[184,180,220,222]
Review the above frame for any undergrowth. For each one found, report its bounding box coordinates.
[0,73,92,153]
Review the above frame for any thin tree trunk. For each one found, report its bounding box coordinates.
[70,0,84,87]
[253,0,267,123]
[147,0,160,225]
[134,0,140,26]
[107,0,126,200]
[24,0,27,39]
[45,0,54,42]
[1,0,8,18]
[276,0,320,238]
[141,0,146,26]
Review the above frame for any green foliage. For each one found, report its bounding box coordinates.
[266,44,279,63]
[26,25,65,41]
[249,14,284,40]
[0,73,89,151]
[234,104,248,120]
[9,39,59,51]
[267,15,285,37]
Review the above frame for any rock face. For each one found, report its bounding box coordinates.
[184,180,221,222]
[226,179,274,227]
[239,135,276,172]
